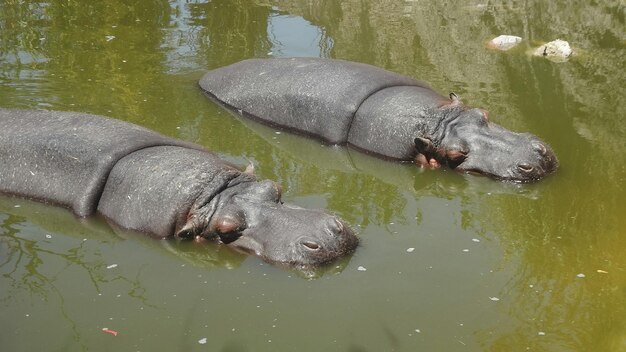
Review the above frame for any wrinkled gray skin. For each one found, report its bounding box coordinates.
[199,58,558,182]
[0,109,357,268]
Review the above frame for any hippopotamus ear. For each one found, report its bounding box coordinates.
[449,92,462,106]
[414,137,436,155]
[243,160,255,175]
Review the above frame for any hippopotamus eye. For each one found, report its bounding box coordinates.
[446,149,467,161]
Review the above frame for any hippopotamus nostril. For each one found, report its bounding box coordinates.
[517,163,534,173]
[302,240,320,251]
[533,143,547,156]
[328,217,344,236]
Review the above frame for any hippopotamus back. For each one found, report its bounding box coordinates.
[0,109,200,217]
[199,57,428,144]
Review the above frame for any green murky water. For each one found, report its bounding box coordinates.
[1,1,625,351]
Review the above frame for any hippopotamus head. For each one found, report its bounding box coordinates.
[415,105,558,182]
[177,176,358,268]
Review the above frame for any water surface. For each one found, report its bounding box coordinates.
[1,1,625,351]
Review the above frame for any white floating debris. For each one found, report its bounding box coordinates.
[106,264,118,269]
[576,273,586,278]
[357,266,367,272]
[597,269,608,274]
[489,297,500,301]
[462,249,470,252]
[274,131,281,135]
[538,331,546,336]
[488,35,522,50]
[415,329,421,333]
[472,238,480,243]
[406,247,415,253]
[14,205,21,208]
[198,337,207,344]
[105,35,115,42]
[45,234,52,239]
[533,39,573,62]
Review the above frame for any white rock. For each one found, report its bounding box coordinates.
[533,39,573,62]
[489,35,522,50]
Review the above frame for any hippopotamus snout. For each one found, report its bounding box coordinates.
[453,128,558,182]
[239,208,358,267]
[417,108,558,182]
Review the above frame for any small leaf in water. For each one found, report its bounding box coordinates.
[102,328,118,336]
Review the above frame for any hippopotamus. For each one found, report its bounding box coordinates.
[0,108,358,268]
[199,58,558,182]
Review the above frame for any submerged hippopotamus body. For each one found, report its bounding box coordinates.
[0,109,357,268]
[199,58,558,182]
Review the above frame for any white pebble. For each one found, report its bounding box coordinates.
[576,273,585,278]
[489,35,522,50]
